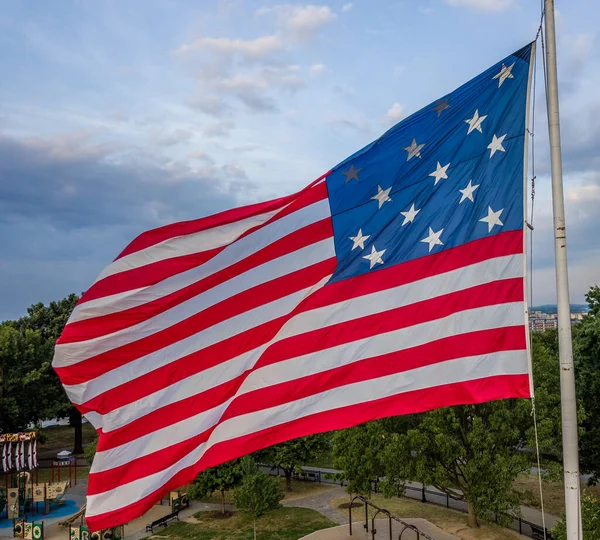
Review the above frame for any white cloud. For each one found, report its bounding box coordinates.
[309,63,326,75]
[342,3,353,12]
[385,102,405,124]
[282,5,336,39]
[178,5,336,115]
[443,0,516,12]
[204,120,235,138]
[176,35,283,61]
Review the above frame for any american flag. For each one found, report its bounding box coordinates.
[53,43,534,530]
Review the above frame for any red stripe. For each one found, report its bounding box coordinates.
[222,326,526,423]
[257,277,523,371]
[88,278,522,452]
[85,374,530,531]
[80,182,330,304]
[59,232,520,386]
[58,218,333,344]
[79,316,286,417]
[115,172,331,260]
[81,248,222,303]
[301,230,523,313]
[56,257,336,387]
[88,325,525,492]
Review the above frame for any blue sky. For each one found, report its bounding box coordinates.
[1,0,598,320]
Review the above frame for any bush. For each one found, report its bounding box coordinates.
[552,491,600,540]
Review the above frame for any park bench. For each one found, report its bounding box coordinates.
[145,510,179,533]
[530,524,552,540]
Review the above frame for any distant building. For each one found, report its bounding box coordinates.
[528,310,584,332]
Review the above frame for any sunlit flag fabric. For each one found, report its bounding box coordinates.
[53,43,535,529]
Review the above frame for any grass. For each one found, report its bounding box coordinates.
[143,507,335,539]
[37,423,97,457]
[331,495,524,540]
[197,478,333,505]
[514,474,600,516]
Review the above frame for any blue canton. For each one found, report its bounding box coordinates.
[326,43,533,282]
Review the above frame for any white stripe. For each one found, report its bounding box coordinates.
[95,208,282,282]
[86,255,521,430]
[55,233,334,370]
[64,280,328,407]
[90,301,523,472]
[241,300,525,394]
[87,348,526,515]
[276,253,523,341]
[70,198,330,324]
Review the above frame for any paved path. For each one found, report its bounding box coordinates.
[283,486,348,525]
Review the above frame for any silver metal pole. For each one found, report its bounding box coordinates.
[543,1,582,538]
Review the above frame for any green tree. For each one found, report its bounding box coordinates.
[553,491,600,540]
[261,434,330,491]
[8,294,82,451]
[233,457,284,540]
[333,421,411,498]
[332,422,387,497]
[0,324,51,432]
[401,402,531,528]
[189,459,244,514]
[574,286,600,484]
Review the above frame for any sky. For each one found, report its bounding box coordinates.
[0,0,598,321]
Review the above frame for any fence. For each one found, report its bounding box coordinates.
[258,464,553,540]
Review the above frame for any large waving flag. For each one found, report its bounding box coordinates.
[54,43,535,529]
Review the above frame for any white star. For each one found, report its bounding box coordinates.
[464,110,487,135]
[479,206,504,232]
[429,162,450,185]
[458,180,480,204]
[488,133,507,158]
[420,227,444,252]
[349,229,370,250]
[362,245,386,269]
[371,185,392,209]
[404,138,425,161]
[400,203,420,225]
[492,62,515,88]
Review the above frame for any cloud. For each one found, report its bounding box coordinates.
[341,3,353,13]
[443,0,516,12]
[0,131,256,320]
[155,129,194,147]
[309,63,326,75]
[176,35,283,61]
[281,4,336,40]
[204,119,235,137]
[385,102,405,124]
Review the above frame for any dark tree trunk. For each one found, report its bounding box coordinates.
[284,469,293,491]
[70,407,84,454]
[467,500,479,528]
[221,490,226,515]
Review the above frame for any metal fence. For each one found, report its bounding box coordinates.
[258,464,553,540]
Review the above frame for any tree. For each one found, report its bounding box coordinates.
[573,286,600,484]
[261,434,330,491]
[332,422,387,497]
[0,324,52,432]
[8,294,82,452]
[399,402,531,528]
[553,491,600,540]
[189,459,243,514]
[233,457,284,540]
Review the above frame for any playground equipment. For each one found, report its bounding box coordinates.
[70,524,124,540]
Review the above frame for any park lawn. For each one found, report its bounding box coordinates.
[331,496,524,540]
[38,423,97,457]
[197,478,333,505]
[144,507,335,539]
[514,474,600,517]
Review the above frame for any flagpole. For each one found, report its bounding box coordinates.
[543,1,582,538]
